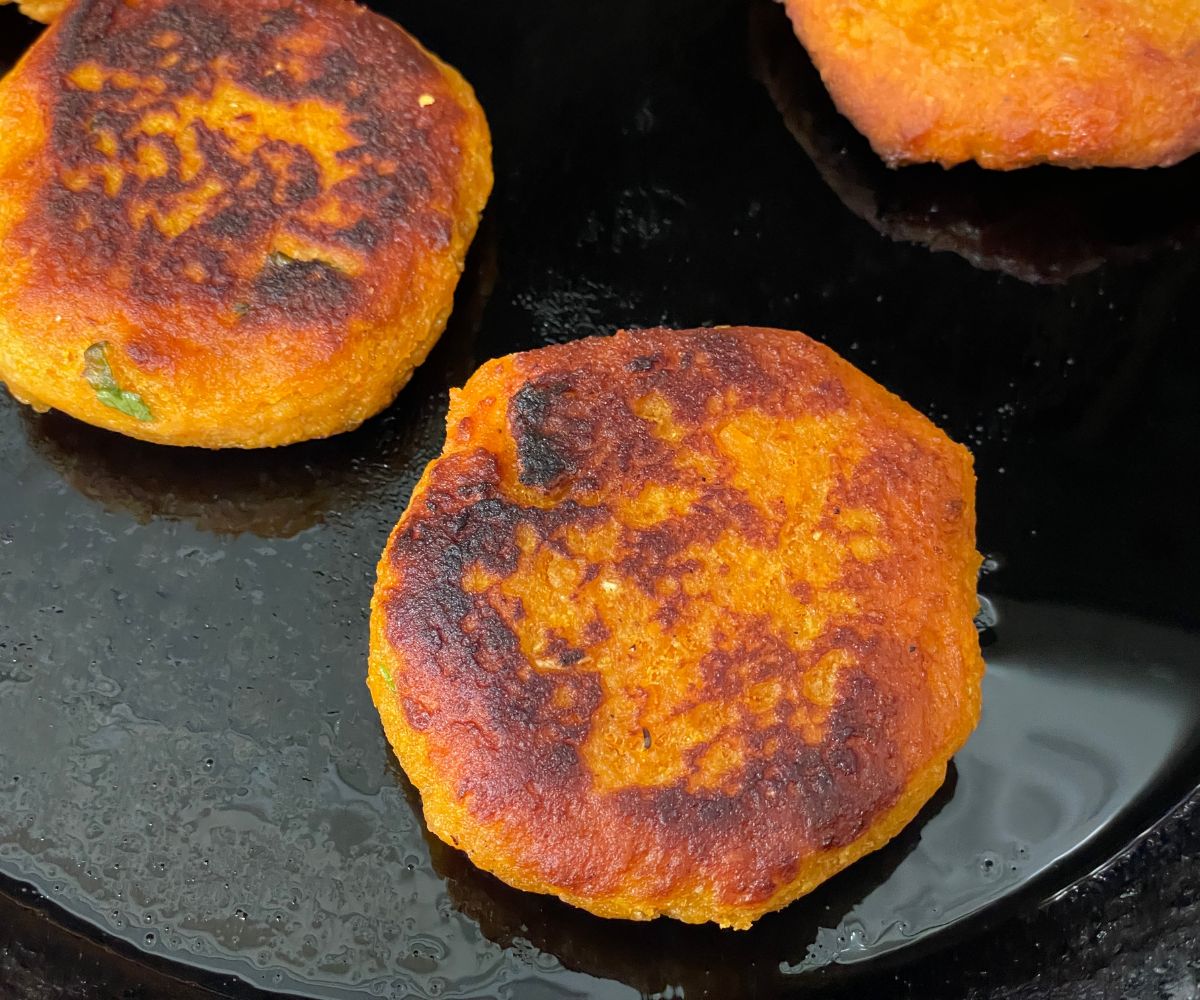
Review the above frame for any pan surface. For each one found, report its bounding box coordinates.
[2,2,1199,997]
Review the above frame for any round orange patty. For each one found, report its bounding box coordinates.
[0,0,491,447]
[369,326,983,928]
[782,0,1200,169]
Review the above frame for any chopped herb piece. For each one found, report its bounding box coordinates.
[82,342,153,422]
[264,250,342,273]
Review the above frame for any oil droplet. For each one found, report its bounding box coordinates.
[978,852,1002,881]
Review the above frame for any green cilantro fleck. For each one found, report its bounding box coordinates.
[82,343,153,422]
[265,250,342,273]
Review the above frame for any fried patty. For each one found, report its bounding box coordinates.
[782,0,1200,169]
[751,3,1200,284]
[370,326,984,929]
[0,0,491,448]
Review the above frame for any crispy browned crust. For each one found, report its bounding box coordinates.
[369,326,983,928]
[0,0,491,447]
[782,0,1200,169]
[750,2,1200,283]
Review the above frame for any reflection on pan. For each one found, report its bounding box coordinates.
[748,2,1200,285]
[19,227,497,539]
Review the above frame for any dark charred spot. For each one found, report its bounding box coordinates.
[310,45,360,102]
[698,623,799,691]
[582,617,610,645]
[616,488,768,596]
[516,434,572,489]
[510,381,576,489]
[250,252,353,323]
[643,784,741,831]
[206,206,255,240]
[336,217,381,251]
[542,632,586,667]
[261,141,321,206]
[690,329,767,384]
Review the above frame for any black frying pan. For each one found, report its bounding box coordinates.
[2,2,1199,997]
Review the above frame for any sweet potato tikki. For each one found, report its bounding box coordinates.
[0,0,491,448]
[782,0,1200,169]
[370,326,984,929]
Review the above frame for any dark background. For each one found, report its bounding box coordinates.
[2,1,1199,997]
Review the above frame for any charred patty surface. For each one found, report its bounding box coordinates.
[0,0,491,447]
[370,326,983,928]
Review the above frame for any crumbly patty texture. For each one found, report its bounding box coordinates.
[0,0,491,447]
[783,0,1200,169]
[370,326,984,929]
